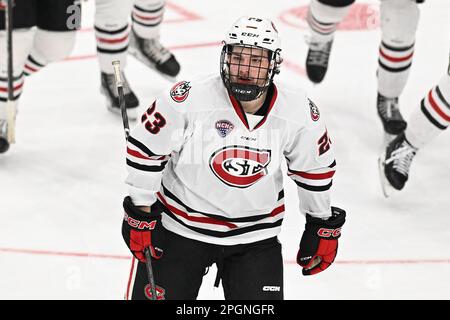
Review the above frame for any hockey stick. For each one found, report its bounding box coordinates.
[5,0,15,143]
[112,61,130,141]
[112,61,158,301]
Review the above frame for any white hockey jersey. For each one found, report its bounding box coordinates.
[125,74,336,245]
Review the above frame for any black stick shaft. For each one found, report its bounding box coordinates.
[6,0,14,100]
[144,248,158,300]
[112,61,157,300]
[117,85,130,140]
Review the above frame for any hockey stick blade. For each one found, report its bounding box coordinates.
[6,100,16,143]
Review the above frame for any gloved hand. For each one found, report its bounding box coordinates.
[122,196,165,262]
[297,206,346,275]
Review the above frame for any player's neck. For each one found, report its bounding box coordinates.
[240,91,268,114]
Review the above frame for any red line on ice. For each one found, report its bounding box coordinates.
[1,247,449,265]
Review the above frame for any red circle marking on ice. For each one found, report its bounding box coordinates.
[279,3,380,31]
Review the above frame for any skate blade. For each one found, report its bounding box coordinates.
[377,153,396,198]
[128,48,178,83]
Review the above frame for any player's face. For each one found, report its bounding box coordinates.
[228,46,271,86]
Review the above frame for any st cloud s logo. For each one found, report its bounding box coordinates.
[209,146,271,188]
[144,284,165,300]
[170,81,191,103]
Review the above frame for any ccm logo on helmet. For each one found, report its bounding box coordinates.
[241,32,259,37]
[124,213,157,230]
[317,227,341,238]
[209,145,271,188]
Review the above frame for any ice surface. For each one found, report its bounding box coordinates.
[0,0,449,299]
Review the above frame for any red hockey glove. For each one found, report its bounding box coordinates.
[297,206,346,276]
[122,196,165,262]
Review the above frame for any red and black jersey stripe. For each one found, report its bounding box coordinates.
[126,135,170,172]
[287,161,336,192]
[157,186,285,238]
[161,185,284,223]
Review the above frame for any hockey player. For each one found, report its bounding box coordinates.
[376,0,425,138]
[379,51,450,196]
[122,16,346,300]
[0,0,80,153]
[305,0,424,139]
[95,0,180,120]
[304,0,355,83]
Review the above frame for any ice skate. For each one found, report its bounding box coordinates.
[100,72,139,120]
[378,132,417,197]
[128,29,180,82]
[305,38,333,84]
[377,93,407,138]
[0,119,10,154]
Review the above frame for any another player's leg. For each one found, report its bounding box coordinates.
[0,0,35,153]
[23,0,79,77]
[129,0,180,81]
[377,0,420,139]
[125,229,215,300]
[95,0,139,120]
[221,237,283,300]
[24,29,77,76]
[379,56,450,196]
[305,0,354,84]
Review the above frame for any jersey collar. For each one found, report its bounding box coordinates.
[228,84,278,131]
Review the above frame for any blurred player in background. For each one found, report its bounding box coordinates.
[95,0,180,120]
[304,0,426,141]
[379,51,450,196]
[304,0,355,84]
[0,0,81,153]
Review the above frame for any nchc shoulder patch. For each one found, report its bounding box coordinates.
[170,81,191,103]
[309,99,320,122]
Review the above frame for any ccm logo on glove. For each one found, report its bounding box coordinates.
[317,227,341,238]
[124,213,157,230]
[297,206,346,276]
[122,196,165,262]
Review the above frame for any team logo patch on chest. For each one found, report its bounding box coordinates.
[209,146,271,188]
[170,81,191,103]
[215,120,235,138]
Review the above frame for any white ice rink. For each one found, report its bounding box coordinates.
[1,0,449,300]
